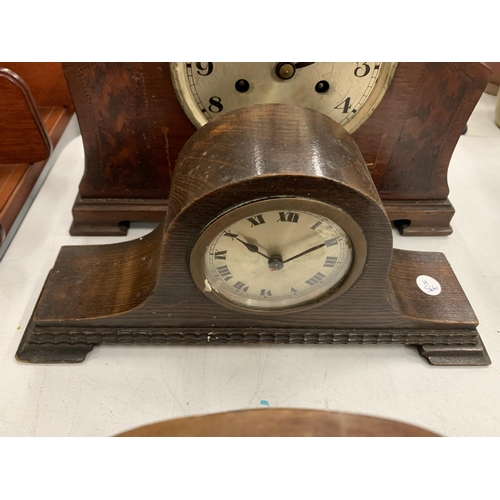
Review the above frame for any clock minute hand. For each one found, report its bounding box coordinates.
[294,62,315,69]
[283,242,325,264]
[236,238,270,259]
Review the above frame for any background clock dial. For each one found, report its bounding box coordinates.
[170,62,397,133]
[191,199,354,312]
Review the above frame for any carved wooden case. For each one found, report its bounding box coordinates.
[16,104,490,365]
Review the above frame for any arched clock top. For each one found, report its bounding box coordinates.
[167,103,383,226]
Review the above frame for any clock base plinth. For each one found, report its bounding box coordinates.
[69,194,166,236]
[15,319,489,366]
[70,219,130,237]
[69,197,454,237]
[384,199,454,236]
[418,336,491,366]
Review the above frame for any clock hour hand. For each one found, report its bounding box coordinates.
[283,242,325,264]
[236,238,270,259]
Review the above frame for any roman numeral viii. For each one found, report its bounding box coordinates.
[214,250,227,260]
[216,265,233,282]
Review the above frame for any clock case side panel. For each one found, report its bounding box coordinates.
[62,62,195,235]
[353,62,491,235]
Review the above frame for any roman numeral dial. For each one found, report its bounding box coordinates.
[195,198,354,312]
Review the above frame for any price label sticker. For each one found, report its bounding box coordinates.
[416,275,442,296]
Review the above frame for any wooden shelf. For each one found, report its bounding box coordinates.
[0,64,73,257]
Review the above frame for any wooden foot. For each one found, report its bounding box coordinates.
[70,194,166,236]
[16,320,94,363]
[383,199,454,236]
[70,219,129,236]
[417,335,491,366]
[393,220,453,237]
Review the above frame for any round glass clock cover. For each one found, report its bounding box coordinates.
[191,198,356,312]
[170,62,397,133]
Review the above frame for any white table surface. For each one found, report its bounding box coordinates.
[1,93,499,437]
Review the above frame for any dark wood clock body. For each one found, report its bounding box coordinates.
[16,104,490,365]
[63,62,490,237]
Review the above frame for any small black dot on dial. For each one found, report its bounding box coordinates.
[235,79,250,93]
[315,80,329,94]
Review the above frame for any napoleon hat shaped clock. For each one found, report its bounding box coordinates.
[16,103,490,366]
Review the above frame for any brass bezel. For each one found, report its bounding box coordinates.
[189,197,367,315]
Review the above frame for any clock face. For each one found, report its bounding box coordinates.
[190,198,359,313]
[170,62,397,133]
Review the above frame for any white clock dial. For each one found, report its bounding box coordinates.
[191,198,355,312]
[170,62,397,133]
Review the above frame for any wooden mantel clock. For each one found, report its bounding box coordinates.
[62,62,491,237]
[17,104,490,366]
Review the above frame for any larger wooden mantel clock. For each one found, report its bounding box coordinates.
[62,62,491,237]
[17,104,490,366]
